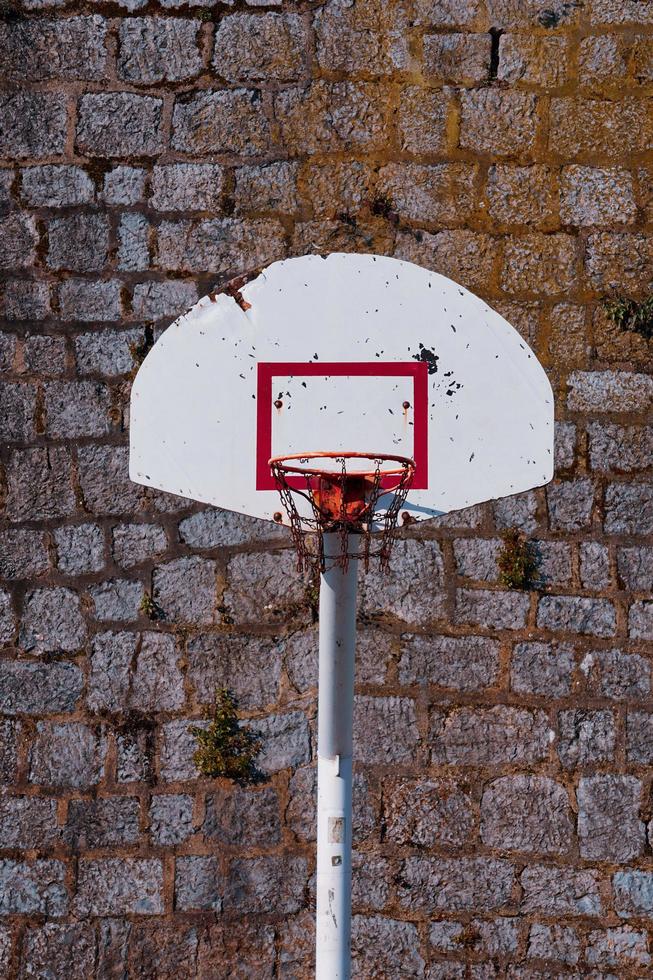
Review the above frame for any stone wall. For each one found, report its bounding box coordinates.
[1,0,652,975]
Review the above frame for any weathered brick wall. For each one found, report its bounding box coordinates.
[1,0,652,975]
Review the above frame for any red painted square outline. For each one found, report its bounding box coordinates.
[256,361,429,491]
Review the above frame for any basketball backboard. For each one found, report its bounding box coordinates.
[130,252,554,524]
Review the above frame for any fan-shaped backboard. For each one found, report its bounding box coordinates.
[130,253,554,524]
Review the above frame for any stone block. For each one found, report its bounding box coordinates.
[399,634,500,690]
[176,856,222,911]
[150,164,225,212]
[117,727,153,784]
[187,632,281,709]
[629,600,653,639]
[583,647,651,700]
[89,579,143,622]
[286,626,390,690]
[460,90,538,156]
[0,860,68,915]
[453,538,500,581]
[0,213,38,269]
[275,81,388,154]
[223,855,308,913]
[64,797,140,848]
[117,212,150,271]
[0,592,15,646]
[493,491,539,533]
[549,98,653,157]
[557,709,616,768]
[76,93,164,157]
[546,303,588,365]
[520,864,602,916]
[487,0,581,26]
[58,279,122,321]
[546,478,594,530]
[481,776,573,855]
[498,34,567,86]
[78,444,147,515]
[54,523,105,575]
[534,540,572,587]
[527,923,580,966]
[5,447,76,521]
[617,546,653,591]
[398,87,450,154]
[613,869,653,918]
[74,328,144,377]
[0,528,49,579]
[560,166,636,226]
[149,794,194,846]
[196,921,276,978]
[204,785,280,847]
[127,924,198,978]
[21,164,95,206]
[580,541,611,590]
[510,641,575,697]
[4,281,52,322]
[178,507,286,549]
[378,162,476,225]
[455,588,530,630]
[112,523,167,567]
[0,720,18,784]
[20,587,86,653]
[432,705,549,765]
[586,231,653,292]
[118,17,202,83]
[155,217,285,274]
[536,595,615,637]
[47,213,109,272]
[0,93,67,159]
[75,859,163,915]
[413,0,482,26]
[486,165,557,229]
[0,661,83,716]
[132,281,198,321]
[234,161,299,214]
[424,32,490,83]
[590,0,653,22]
[102,166,146,205]
[361,538,446,625]
[352,916,424,978]
[604,483,653,535]
[395,229,496,293]
[627,711,653,763]
[585,926,651,969]
[171,90,272,156]
[214,12,306,82]
[45,380,111,437]
[153,557,217,625]
[159,720,204,782]
[591,422,653,473]
[29,722,106,789]
[383,777,475,848]
[0,796,59,849]
[398,856,514,913]
[577,774,645,862]
[222,549,306,625]
[0,16,106,81]
[249,711,311,771]
[354,696,419,764]
[20,924,96,980]
[501,233,577,296]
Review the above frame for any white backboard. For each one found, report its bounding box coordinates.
[130,253,554,525]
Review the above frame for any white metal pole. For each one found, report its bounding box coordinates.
[315,531,358,980]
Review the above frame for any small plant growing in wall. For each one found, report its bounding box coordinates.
[602,296,653,341]
[139,591,163,621]
[191,688,263,784]
[497,528,537,590]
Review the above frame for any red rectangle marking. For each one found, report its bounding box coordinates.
[256,361,429,491]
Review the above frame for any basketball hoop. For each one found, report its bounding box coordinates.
[269,452,415,572]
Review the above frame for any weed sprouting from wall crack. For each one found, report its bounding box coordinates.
[191,688,264,784]
[602,295,653,342]
[498,527,537,590]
